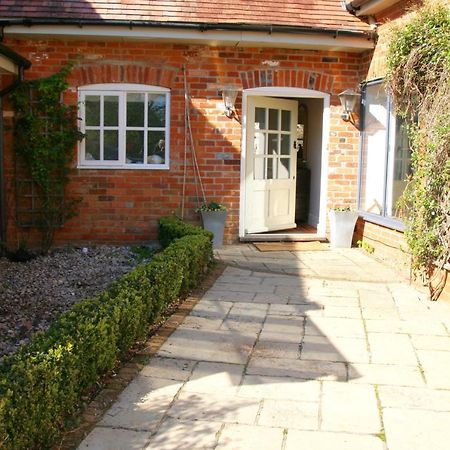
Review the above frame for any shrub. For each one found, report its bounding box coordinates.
[0,227,212,449]
[158,216,213,248]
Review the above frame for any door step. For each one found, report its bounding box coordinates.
[241,233,327,242]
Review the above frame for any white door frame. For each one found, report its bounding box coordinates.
[240,87,330,238]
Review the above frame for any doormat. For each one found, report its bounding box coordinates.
[254,241,330,252]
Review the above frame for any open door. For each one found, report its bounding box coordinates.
[245,96,298,233]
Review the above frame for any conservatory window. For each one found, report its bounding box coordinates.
[78,84,170,169]
[358,80,412,222]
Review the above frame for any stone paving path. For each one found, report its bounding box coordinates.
[79,246,450,450]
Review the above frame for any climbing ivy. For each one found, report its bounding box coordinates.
[10,65,83,251]
[386,0,450,299]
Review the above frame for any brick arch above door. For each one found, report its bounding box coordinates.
[240,69,333,93]
[69,62,177,88]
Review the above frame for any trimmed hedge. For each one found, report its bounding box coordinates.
[0,227,212,449]
[158,216,213,248]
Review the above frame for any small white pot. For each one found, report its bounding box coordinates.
[329,210,359,248]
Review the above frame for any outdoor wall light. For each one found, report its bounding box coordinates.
[221,86,239,118]
[338,89,361,123]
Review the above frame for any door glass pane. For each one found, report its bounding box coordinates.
[85,95,100,126]
[104,96,119,126]
[254,157,265,180]
[126,130,144,164]
[255,107,266,130]
[267,158,274,179]
[268,134,279,155]
[148,94,166,127]
[269,109,279,130]
[104,130,118,160]
[360,83,388,215]
[278,158,290,179]
[254,132,266,155]
[280,134,291,155]
[85,130,100,160]
[148,131,165,164]
[281,110,291,131]
[127,93,145,127]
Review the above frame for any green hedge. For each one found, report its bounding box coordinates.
[158,216,213,248]
[0,228,212,449]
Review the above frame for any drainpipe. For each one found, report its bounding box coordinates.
[0,62,29,253]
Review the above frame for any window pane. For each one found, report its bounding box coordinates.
[387,118,412,218]
[127,93,145,127]
[104,96,119,126]
[104,130,119,161]
[255,107,266,130]
[148,94,166,127]
[148,131,165,164]
[280,134,291,155]
[85,130,100,160]
[278,158,290,179]
[269,109,279,130]
[126,130,144,164]
[268,133,279,155]
[85,95,100,126]
[360,83,388,215]
[254,132,265,155]
[281,110,291,131]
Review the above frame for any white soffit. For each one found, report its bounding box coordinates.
[4,25,374,52]
[356,0,402,16]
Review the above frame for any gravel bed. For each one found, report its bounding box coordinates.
[0,245,151,360]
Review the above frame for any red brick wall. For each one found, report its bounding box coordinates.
[2,38,363,247]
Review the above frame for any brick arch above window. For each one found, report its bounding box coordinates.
[240,69,333,93]
[70,63,177,88]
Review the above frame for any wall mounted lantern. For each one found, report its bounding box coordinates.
[221,86,239,118]
[338,89,360,123]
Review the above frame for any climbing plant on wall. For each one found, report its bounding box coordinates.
[386,0,450,299]
[10,65,83,251]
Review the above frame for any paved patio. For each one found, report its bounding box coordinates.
[79,246,450,450]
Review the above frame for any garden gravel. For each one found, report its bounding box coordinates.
[0,246,147,360]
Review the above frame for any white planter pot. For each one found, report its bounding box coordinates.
[329,210,358,248]
[201,210,227,248]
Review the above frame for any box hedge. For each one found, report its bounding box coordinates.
[158,216,213,248]
[0,223,212,449]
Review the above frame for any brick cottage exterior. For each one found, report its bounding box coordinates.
[0,0,448,297]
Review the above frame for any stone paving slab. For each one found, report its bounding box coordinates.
[284,430,385,450]
[79,246,450,450]
[383,408,450,450]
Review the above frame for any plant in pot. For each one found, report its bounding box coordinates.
[195,202,227,248]
[329,207,359,248]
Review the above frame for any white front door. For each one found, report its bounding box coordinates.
[245,97,298,233]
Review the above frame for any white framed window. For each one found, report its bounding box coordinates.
[358,79,412,226]
[78,84,170,169]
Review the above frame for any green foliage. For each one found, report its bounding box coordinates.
[158,216,213,248]
[10,65,84,251]
[195,202,227,212]
[356,239,375,254]
[386,0,450,299]
[0,227,212,449]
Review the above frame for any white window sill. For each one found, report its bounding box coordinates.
[357,210,405,232]
[77,164,170,170]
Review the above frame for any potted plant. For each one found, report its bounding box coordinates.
[329,207,359,248]
[196,202,227,248]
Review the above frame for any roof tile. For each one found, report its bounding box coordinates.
[0,1,370,33]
